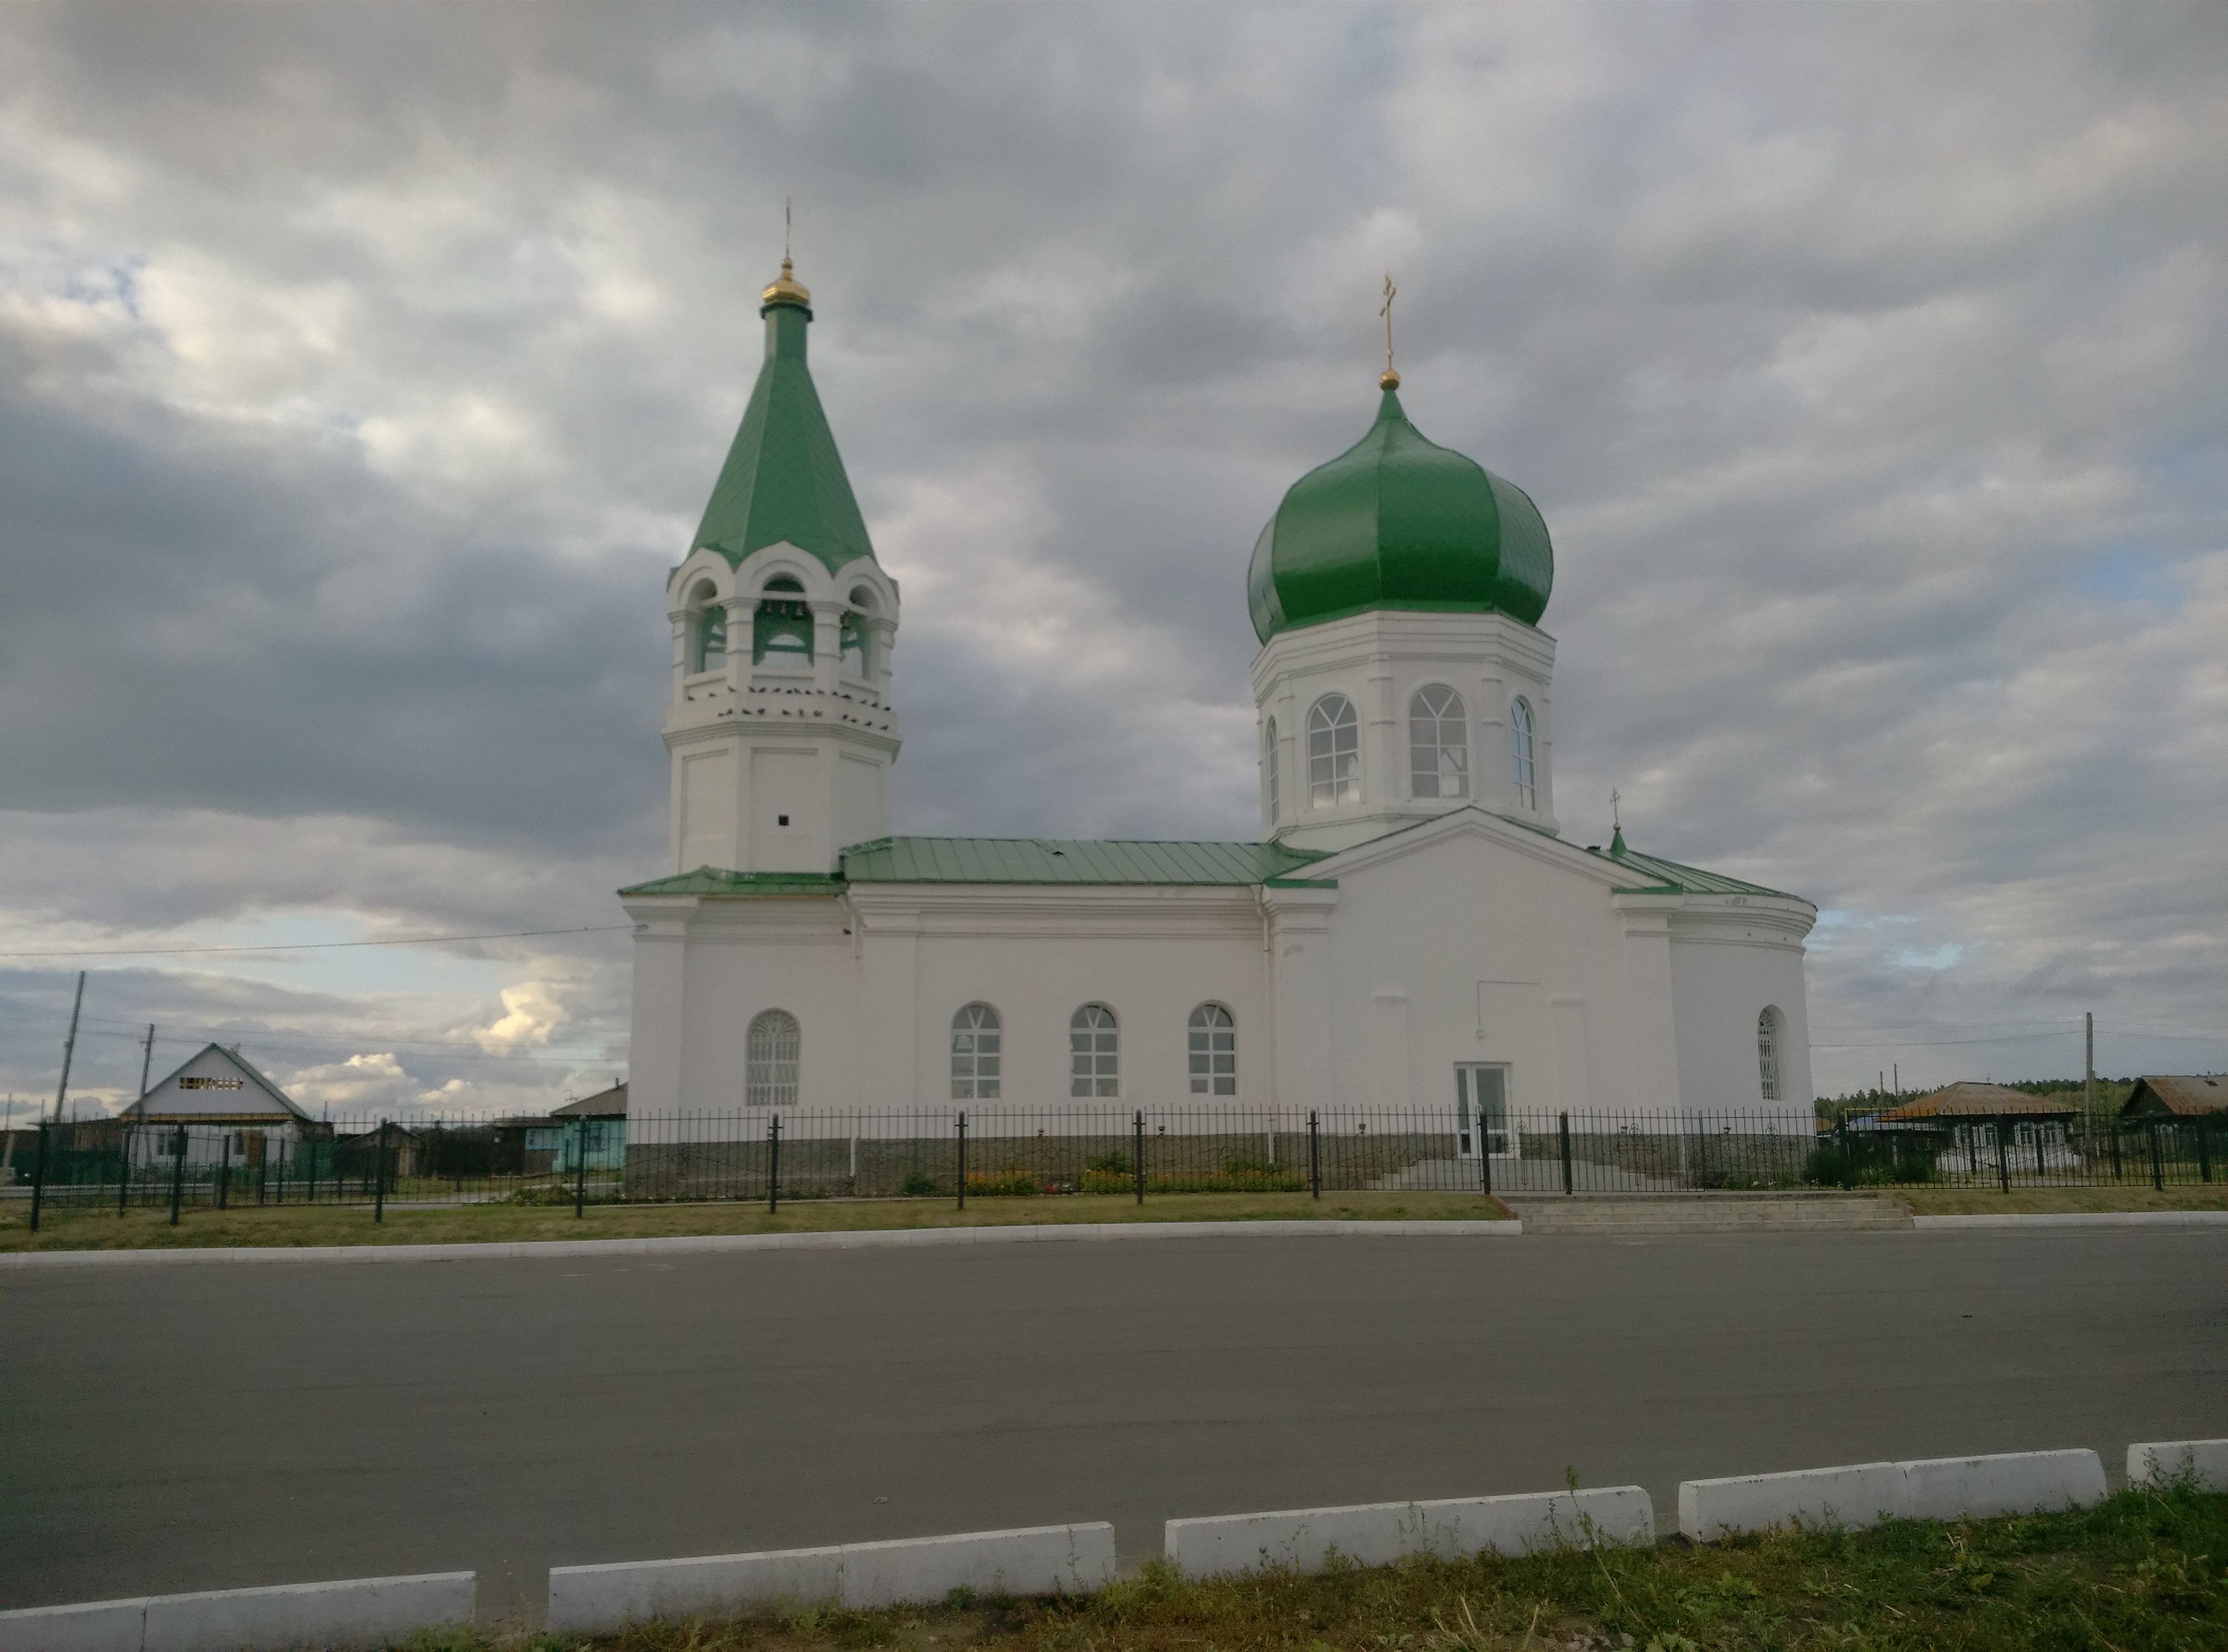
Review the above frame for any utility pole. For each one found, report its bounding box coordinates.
[52,971,86,1124]
[139,1025,157,1100]
[1892,1062,1899,1099]
[2085,1012,2095,1112]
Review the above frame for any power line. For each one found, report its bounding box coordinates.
[0,924,631,960]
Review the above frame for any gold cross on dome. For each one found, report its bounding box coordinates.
[1612,789,1622,830]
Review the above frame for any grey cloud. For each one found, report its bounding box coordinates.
[1,3,2223,1108]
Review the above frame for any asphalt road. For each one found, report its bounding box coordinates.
[4,1227,2225,1625]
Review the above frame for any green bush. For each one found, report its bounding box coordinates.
[899,1171,939,1196]
[1085,1151,1130,1174]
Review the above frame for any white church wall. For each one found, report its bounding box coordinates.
[1667,909,1816,1128]
[1318,823,1637,1122]
[1256,610,1560,852]
[860,890,1270,1114]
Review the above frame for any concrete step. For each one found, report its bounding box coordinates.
[1506,1195,1911,1234]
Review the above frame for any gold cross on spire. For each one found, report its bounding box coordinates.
[1611,788,1622,830]
[784,196,793,262]
[1379,273,1400,390]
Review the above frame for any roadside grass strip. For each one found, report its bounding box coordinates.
[414,1485,2222,1651]
[0,1192,1509,1254]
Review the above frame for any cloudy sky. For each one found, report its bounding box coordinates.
[2,3,2222,1121]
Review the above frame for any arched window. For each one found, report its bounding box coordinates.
[1308,695,1360,807]
[754,574,813,667]
[745,1009,800,1107]
[951,1003,1001,1100]
[688,582,726,673]
[1070,1004,1118,1098]
[1263,717,1280,823]
[1509,697,1537,810]
[1188,1003,1236,1096]
[1757,1007,1782,1102]
[840,586,875,677]
[1409,686,1469,799]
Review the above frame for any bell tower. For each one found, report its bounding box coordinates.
[662,259,901,876]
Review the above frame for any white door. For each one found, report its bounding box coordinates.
[1454,1064,1514,1158]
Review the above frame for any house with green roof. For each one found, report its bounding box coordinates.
[621,262,1817,1139]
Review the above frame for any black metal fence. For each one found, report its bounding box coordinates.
[8,1107,2221,1230]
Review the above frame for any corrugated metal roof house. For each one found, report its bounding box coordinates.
[1874,1082,2077,1121]
[2122,1075,2228,1117]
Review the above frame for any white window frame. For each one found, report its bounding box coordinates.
[950,1002,1002,1100]
[1509,696,1537,810]
[1188,1003,1236,1096]
[1070,1003,1119,1098]
[1408,685,1469,800]
[1264,716,1280,824]
[746,1009,801,1107]
[1308,694,1360,808]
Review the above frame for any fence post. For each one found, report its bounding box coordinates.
[1995,1116,2010,1195]
[2199,1118,2214,1185]
[217,1130,232,1211]
[2148,1119,2164,1192]
[955,1111,966,1210]
[1558,1111,1573,1196]
[1308,1110,1320,1199]
[169,1126,186,1225]
[119,1124,134,1217]
[28,1120,48,1233]
[306,1132,320,1206]
[1838,1117,1855,1191]
[573,1121,589,1218]
[768,1114,781,1214]
[1133,1110,1145,1205]
[1480,1115,1493,1199]
[374,1119,388,1225]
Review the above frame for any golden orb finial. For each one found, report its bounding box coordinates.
[762,255,811,308]
[1380,367,1402,390]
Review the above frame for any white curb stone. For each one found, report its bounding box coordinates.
[838,1524,1116,1609]
[0,1596,149,1652]
[547,1525,1116,1636]
[548,1547,844,1635]
[2127,1439,2228,1492]
[1164,1488,1653,1578]
[1897,1451,2107,1522]
[138,1573,475,1652]
[1913,1211,2228,1229]
[1677,1463,1908,1540]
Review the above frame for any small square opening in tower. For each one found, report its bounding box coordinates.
[778,814,790,827]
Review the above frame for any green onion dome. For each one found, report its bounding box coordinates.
[1246,382,1553,644]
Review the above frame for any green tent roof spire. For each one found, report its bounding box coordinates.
[691,259,877,575]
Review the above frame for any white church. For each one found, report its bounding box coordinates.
[621,258,1816,1140]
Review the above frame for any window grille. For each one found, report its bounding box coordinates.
[1510,697,1537,809]
[1070,1004,1119,1098]
[1408,685,1469,798]
[746,1009,801,1107]
[1757,1008,1781,1102]
[1188,1003,1236,1096]
[1308,695,1360,807]
[950,1003,1002,1100]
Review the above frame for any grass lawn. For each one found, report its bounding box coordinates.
[402,1486,2227,1651]
[1897,1185,2228,1216]
[0,1189,1509,1252]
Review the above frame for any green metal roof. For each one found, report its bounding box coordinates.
[619,868,844,898]
[841,837,1330,885]
[1247,384,1553,644]
[1593,842,1799,900]
[691,280,876,577]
